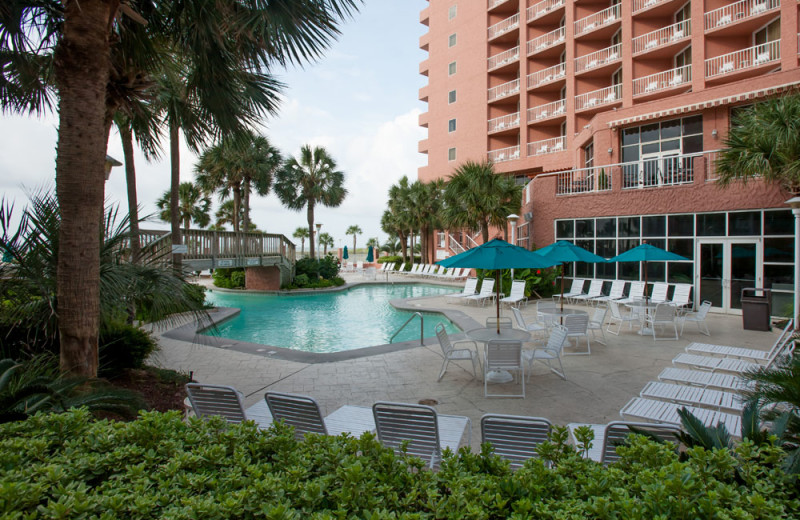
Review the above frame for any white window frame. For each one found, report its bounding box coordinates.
[448,147,457,161]
[448,61,457,75]
[448,33,457,47]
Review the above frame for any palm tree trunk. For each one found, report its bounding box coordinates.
[352,234,356,254]
[481,220,490,244]
[307,201,316,259]
[53,0,114,377]
[242,179,251,232]
[120,125,140,262]
[169,122,182,270]
[399,231,408,262]
[232,188,241,233]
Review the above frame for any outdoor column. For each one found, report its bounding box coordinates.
[786,197,800,329]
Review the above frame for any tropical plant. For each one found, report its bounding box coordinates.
[318,232,334,255]
[407,180,444,264]
[214,200,255,232]
[275,145,348,259]
[156,182,211,230]
[293,227,310,255]
[385,176,413,261]
[366,237,380,249]
[716,94,800,194]
[346,225,363,253]
[441,160,523,244]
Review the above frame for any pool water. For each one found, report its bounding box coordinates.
[203,284,461,353]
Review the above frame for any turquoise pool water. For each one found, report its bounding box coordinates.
[203,284,461,353]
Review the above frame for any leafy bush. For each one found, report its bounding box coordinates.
[317,255,339,280]
[476,267,560,299]
[1,410,798,518]
[230,270,246,288]
[212,268,246,289]
[378,255,401,264]
[293,273,310,287]
[294,257,320,279]
[98,322,158,377]
[288,256,341,290]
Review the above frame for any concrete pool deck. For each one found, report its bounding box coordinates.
[149,272,782,450]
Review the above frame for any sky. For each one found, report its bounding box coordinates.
[0,1,429,251]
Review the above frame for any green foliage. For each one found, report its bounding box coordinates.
[295,257,320,279]
[1,410,798,518]
[212,268,246,289]
[290,256,340,289]
[317,255,340,280]
[377,255,401,265]
[476,267,560,299]
[98,323,158,378]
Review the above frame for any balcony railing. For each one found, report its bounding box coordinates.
[575,43,621,73]
[488,0,512,10]
[527,27,566,55]
[575,84,622,111]
[632,20,691,55]
[488,145,520,163]
[488,79,521,102]
[705,40,780,78]
[632,65,692,96]
[622,154,700,189]
[488,46,520,70]
[574,4,621,37]
[633,0,674,14]
[704,0,780,31]
[527,99,566,122]
[556,167,613,195]
[528,136,566,156]
[527,0,565,22]
[488,112,521,133]
[527,63,567,89]
[489,13,520,40]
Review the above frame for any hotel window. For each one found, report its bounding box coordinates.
[675,46,692,68]
[448,147,456,161]
[448,61,457,75]
[584,143,594,169]
[675,2,690,23]
[448,5,457,20]
[754,18,780,46]
[610,29,621,47]
[620,115,703,165]
[448,118,456,132]
[448,90,457,103]
[448,33,457,47]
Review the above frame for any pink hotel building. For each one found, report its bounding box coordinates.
[417,0,800,315]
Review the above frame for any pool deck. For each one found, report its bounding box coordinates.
[149,272,781,450]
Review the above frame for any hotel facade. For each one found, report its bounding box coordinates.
[418,0,800,315]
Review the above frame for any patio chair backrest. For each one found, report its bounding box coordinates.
[628,281,645,299]
[373,402,441,468]
[479,278,495,296]
[653,303,676,321]
[546,324,569,352]
[486,340,523,371]
[601,421,681,465]
[671,284,692,305]
[591,305,608,325]
[568,278,585,293]
[538,299,556,311]
[767,319,795,357]
[435,323,453,355]
[511,307,527,329]
[608,300,623,319]
[486,317,513,329]
[608,280,626,298]
[694,300,712,319]
[462,277,479,294]
[410,264,420,274]
[564,314,589,335]
[586,279,603,297]
[481,414,552,469]
[650,283,669,301]
[265,391,327,439]
[185,383,247,424]
[510,280,526,298]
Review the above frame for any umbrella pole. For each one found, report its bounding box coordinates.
[496,270,501,334]
[560,264,565,323]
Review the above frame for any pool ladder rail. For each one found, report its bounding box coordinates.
[390,312,424,345]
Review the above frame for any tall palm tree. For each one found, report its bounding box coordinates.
[441,160,522,244]
[346,225,363,253]
[275,145,348,259]
[293,227,310,256]
[214,200,255,231]
[407,180,444,264]
[318,232,334,255]
[156,183,211,231]
[715,94,800,194]
[386,176,414,261]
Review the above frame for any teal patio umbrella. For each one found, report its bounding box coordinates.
[535,241,607,313]
[607,243,689,303]
[366,245,374,263]
[343,245,349,260]
[437,239,559,333]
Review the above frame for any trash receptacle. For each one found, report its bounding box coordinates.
[741,288,771,331]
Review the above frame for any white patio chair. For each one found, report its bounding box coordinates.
[465,278,496,306]
[592,280,626,304]
[572,279,603,305]
[563,313,591,355]
[484,340,525,398]
[372,401,472,469]
[185,383,271,428]
[678,300,712,336]
[649,282,670,303]
[639,381,745,415]
[620,398,742,435]
[554,278,585,303]
[486,316,513,330]
[522,324,568,380]
[599,421,681,465]
[588,305,608,345]
[265,391,374,440]
[355,261,364,273]
[481,414,552,469]
[617,281,645,304]
[445,277,478,304]
[685,319,793,362]
[435,323,480,381]
[644,303,678,341]
[606,300,638,335]
[511,307,547,338]
[499,280,528,308]
[537,299,558,328]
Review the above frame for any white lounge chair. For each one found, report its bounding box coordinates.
[435,323,480,381]
[639,381,745,415]
[500,280,528,307]
[512,307,547,337]
[597,421,681,465]
[355,261,364,273]
[563,313,591,355]
[481,414,552,469]
[445,277,478,303]
[644,303,679,341]
[555,278,585,303]
[649,282,670,303]
[265,391,374,440]
[484,340,525,398]
[185,383,271,428]
[679,300,712,335]
[668,284,693,312]
[372,401,472,469]
[658,367,753,393]
[592,280,626,304]
[684,319,793,362]
[620,397,742,435]
[672,336,794,373]
[523,324,568,380]
[617,281,646,304]
[572,279,603,305]
[465,278,496,306]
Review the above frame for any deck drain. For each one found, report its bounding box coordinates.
[418,398,438,406]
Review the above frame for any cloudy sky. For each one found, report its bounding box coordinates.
[0,2,428,251]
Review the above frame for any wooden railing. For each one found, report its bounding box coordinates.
[138,229,296,264]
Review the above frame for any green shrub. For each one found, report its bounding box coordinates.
[293,273,310,287]
[318,255,339,280]
[294,257,320,279]
[212,268,245,289]
[378,255,401,264]
[98,322,158,377]
[1,410,798,518]
[230,270,246,288]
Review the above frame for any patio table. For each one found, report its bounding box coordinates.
[466,327,530,383]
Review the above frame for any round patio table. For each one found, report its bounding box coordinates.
[624,300,660,335]
[466,327,530,383]
[537,306,589,325]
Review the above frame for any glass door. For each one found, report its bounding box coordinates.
[640,151,679,188]
[696,239,761,313]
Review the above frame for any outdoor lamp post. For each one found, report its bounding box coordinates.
[507,213,520,279]
[786,197,800,329]
[315,223,322,259]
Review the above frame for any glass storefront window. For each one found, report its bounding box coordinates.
[641,123,659,143]
[668,238,694,259]
[642,216,665,237]
[556,220,574,238]
[764,237,793,262]
[669,214,693,236]
[668,262,693,283]
[696,213,725,236]
[683,115,702,135]
[661,119,681,139]
[596,218,616,238]
[622,127,639,145]
[764,210,792,235]
[618,217,640,237]
[646,262,666,282]
[576,220,594,238]
[728,211,761,236]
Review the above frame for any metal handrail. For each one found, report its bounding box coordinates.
[390,312,424,345]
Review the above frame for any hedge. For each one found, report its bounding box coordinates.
[1,410,798,519]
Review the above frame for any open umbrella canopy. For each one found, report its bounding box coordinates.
[366,246,374,262]
[535,240,607,264]
[437,239,559,270]
[608,243,689,263]
[343,246,349,259]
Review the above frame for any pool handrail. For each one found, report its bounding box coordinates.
[390,312,424,345]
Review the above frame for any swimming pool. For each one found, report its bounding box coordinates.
[203,284,461,353]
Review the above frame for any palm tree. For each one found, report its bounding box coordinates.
[366,237,380,249]
[715,94,800,194]
[156,183,211,231]
[318,232,334,256]
[407,180,444,263]
[386,177,414,261]
[441,160,522,244]
[293,227,310,256]
[214,200,255,231]
[275,145,348,259]
[346,225,363,253]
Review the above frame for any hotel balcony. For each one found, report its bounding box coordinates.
[704,0,781,35]
[574,4,621,39]
[574,43,621,76]
[528,136,566,157]
[488,112,521,134]
[527,0,565,24]
[527,62,567,90]
[418,111,429,128]
[420,6,429,26]
[488,145,520,163]
[527,99,566,124]
[418,139,429,154]
[488,0,516,13]
[632,0,689,17]
[488,13,520,42]
[575,84,622,113]
[526,27,566,57]
[418,85,429,103]
[705,40,781,84]
[488,46,520,72]
[488,78,521,103]
[419,33,429,52]
[632,65,692,100]
[419,58,429,76]
[632,20,691,57]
